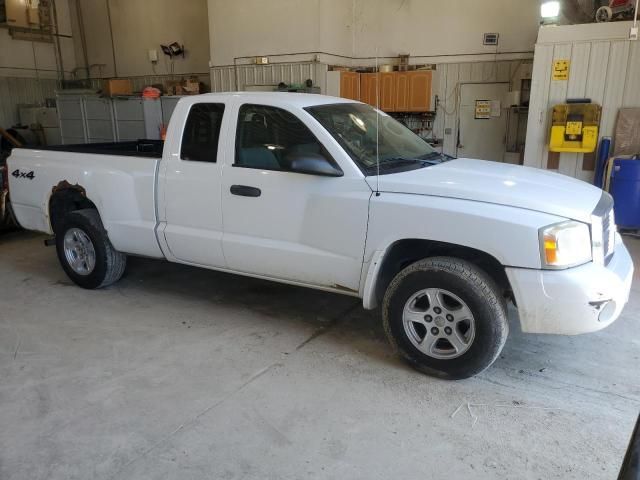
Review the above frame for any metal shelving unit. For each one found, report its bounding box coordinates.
[57,94,167,144]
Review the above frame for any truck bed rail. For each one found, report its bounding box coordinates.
[28,139,164,158]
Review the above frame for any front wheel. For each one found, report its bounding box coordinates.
[382,257,508,380]
[55,209,126,289]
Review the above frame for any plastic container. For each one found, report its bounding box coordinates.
[594,137,611,188]
[610,158,640,229]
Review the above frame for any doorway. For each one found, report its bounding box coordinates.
[457,82,509,162]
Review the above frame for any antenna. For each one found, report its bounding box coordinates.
[375,48,380,196]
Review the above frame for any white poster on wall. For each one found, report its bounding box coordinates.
[475,100,491,119]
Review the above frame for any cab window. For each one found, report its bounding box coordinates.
[235,104,327,171]
[181,103,225,162]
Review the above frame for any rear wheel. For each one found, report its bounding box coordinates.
[55,209,126,289]
[382,257,508,380]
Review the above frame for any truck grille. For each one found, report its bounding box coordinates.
[602,208,615,263]
[591,192,615,266]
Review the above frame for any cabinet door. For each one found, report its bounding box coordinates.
[408,71,432,112]
[340,72,360,101]
[361,73,381,107]
[379,73,395,112]
[360,74,371,106]
[395,72,409,112]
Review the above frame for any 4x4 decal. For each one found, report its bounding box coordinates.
[11,169,35,180]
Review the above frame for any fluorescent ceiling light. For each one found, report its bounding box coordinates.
[541,1,560,18]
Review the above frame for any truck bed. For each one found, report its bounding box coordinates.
[7,144,163,258]
[36,139,164,158]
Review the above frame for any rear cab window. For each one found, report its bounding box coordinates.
[181,103,225,162]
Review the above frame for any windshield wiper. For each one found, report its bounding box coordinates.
[366,157,424,171]
[364,153,450,173]
[418,152,445,160]
[379,157,424,165]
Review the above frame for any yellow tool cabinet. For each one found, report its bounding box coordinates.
[549,102,602,153]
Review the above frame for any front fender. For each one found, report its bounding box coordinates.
[360,193,565,309]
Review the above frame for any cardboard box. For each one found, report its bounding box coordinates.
[103,79,133,96]
[183,79,200,95]
[164,77,201,96]
[164,80,182,96]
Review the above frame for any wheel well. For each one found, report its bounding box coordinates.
[48,183,97,233]
[374,239,513,306]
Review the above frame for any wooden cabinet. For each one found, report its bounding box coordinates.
[358,70,432,113]
[407,71,432,112]
[379,73,395,111]
[394,72,409,112]
[360,73,379,107]
[339,71,360,101]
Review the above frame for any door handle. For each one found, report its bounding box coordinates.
[230,185,261,197]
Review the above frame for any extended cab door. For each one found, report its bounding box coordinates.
[220,102,371,292]
[158,101,228,267]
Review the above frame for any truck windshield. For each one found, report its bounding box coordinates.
[305,103,441,175]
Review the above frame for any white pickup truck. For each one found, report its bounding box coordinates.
[7,92,634,379]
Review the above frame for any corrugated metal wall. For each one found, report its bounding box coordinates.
[432,60,527,156]
[210,59,526,158]
[524,23,640,182]
[210,62,329,94]
[0,77,58,128]
[86,73,211,92]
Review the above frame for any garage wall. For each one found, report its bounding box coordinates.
[434,60,531,157]
[207,0,352,66]
[209,62,329,92]
[0,77,58,128]
[70,0,210,78]
[351,0,539,60]
[0,0,76,79]
[209,58,531,159]
[207,0,540,67]
[524,22,640,182]
[0,0,76,127]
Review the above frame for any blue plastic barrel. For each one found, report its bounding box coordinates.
[610,158,640,229]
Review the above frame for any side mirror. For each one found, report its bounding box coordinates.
[287,152,343,177]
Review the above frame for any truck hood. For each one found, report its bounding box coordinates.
[371,158,602,223]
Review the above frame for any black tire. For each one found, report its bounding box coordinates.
[382,257,508,380]
[55,209,126,289]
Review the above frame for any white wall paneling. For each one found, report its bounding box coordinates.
[524,22,640,182]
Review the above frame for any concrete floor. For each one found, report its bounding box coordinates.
[0,231,639,480]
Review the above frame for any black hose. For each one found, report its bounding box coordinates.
[619,414,640,480]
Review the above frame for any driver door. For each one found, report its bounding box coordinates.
[221,103,371,292]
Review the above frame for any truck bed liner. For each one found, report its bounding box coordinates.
[29,139,164,158]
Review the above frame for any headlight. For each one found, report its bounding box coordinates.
[539,221,592,269]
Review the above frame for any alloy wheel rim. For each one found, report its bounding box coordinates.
[63,228,96,276]
[402,288,476,360]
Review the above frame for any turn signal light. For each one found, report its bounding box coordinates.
[543,236,558,264]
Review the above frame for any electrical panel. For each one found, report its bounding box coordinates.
[483,33,499,46]
[5,0,50,29]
